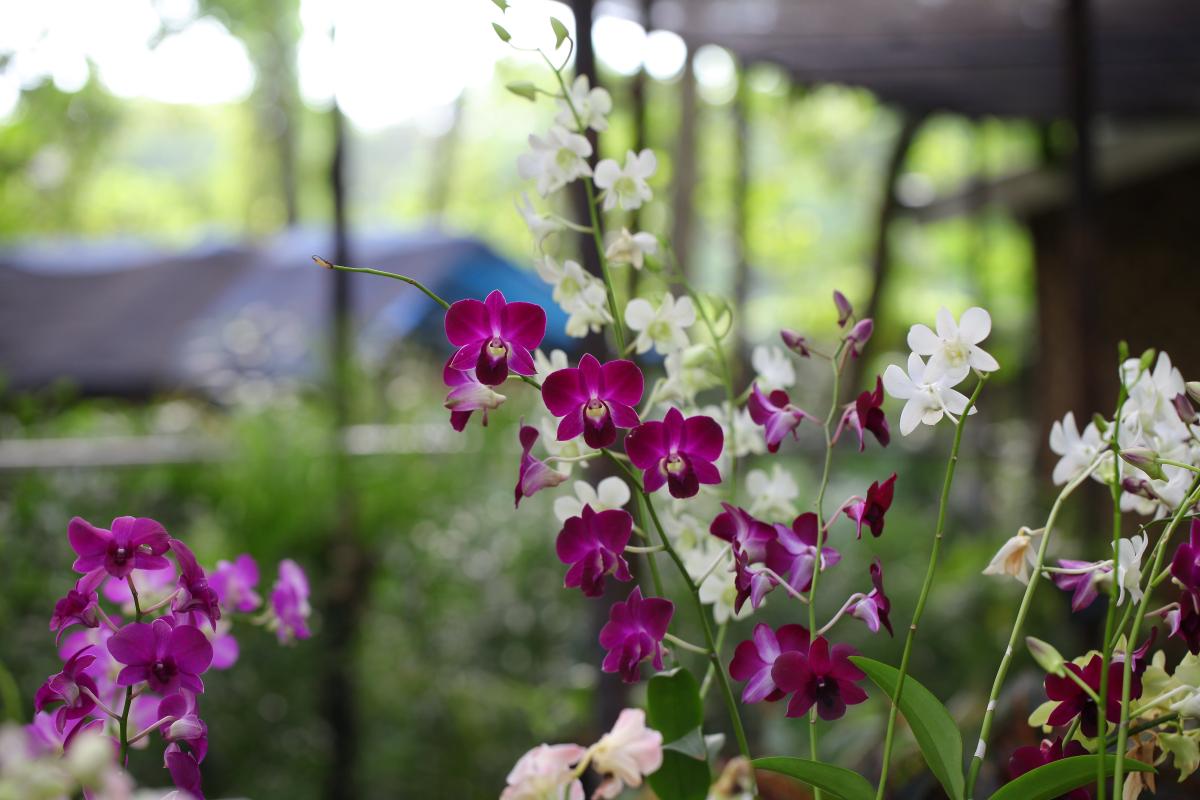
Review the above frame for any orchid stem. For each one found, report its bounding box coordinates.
[875,374,986,800]
[700,621,729,699]
[1106,712,1179,749]
[1112,476,1200,795]
[80,687,122,720]
[665,632,710,655]
[311,257,451,310]
[964,453,1105,799]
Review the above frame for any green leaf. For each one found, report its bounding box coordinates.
[662,727,707,761]
[505,81,538,102]
[850,656,964,800]
[491,0,509,10]
[492,22,511,42]
[988,755,1154,800]
[647,669,709,800]
[753,757,874,800]
[550,17,570,48]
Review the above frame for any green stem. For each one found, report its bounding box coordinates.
[311,257,450,310]
[1112,476,1200,795]
[875,375,986,800]
[1106,712,1179,749]
[678,277,738,493]
[701,620,729,699]
[964,454,1105,799]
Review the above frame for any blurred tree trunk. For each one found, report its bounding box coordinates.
[730,64,751,388]
[671,50,697,280]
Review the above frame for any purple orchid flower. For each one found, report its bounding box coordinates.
[443,357,506,431]
[843,474,897,539]
[845,318,873,359]
[34,646,100,734]
[444,289,546,386]
[729,623,810,704]
[1164,590,1200,654]
[710,504,777,612]
[832,376,890,451]
[541,353,643,449]
[780,329,810,357]
[1044,652,1139,738]
[210,554,262,614]
[166,744,205,799]
[270,559,312,643]
[515,423,568,507]
[159,691,208,764]
[849,559,893,636]
[170,539,221,630]
[833,290,853,328]
[765,512,841,597]
[771,636,868,721]
[68,515,171,579]
[1008,738,1090,800]
[598,586,674,683]
[625,407,723,499]
[1170,519,1200,590]
[50,568,106,643]
[747,384,810,453]
[556,504,634,597]
[108,617,213,695]
[1052,559,1111,612]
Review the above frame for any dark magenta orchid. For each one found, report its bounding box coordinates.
[1008,738,1090,800]
[598,586,674,683]
[159,691,208,764]
[34,646,100,734]
[170,539,221,630]
[69,515,171,580]
[1164,591,1200,654]
[514,423,568,507]
[771,636,868,721]
[710,503,776,612]
[1043,652,1139,738]
[833,376,890,451]
[108,618,213,695]
[625,407,723,499]
[445,289,546,386]
[166,745,205,799]
[1052,559,1110,612]
[1170,519,1200,589]
[849,559,893,636]
[49,568,106,643]
[210,554,262,614]
[555,504,634,597]
[541,353,643,449]
[269,559,312,643]
[443,357,506,431]
[747,384,810,453]
[843,474,897,539]
[766,512,841,596]
[729,623,810,704]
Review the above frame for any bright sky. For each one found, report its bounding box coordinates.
[0,0,694,131]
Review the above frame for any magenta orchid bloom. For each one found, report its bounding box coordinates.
[729,623,810,704]
[1170,520,1200,589]
[444,289,546,386]
[166,745,205,799]
[69,515,171,580]
[771,636,868,721]
[159,691,208,764]
[170,539,221,630]
[843,473,897,539]
[1164,591,1200,654]
[766,512,841,597]
[50,568,106,643]
[599,586,674,683]
[108,617,213,694]
[1052,559,1110,612]
[556,504,634,597]
[34,646,100,733]
[210,554,262,614]
[1044,653,1136,738]
[625,407,723,499]
[270,559,312,643]
[515,423,568,507]
[747,384,811,453]
[1008,738,1090,799]
[541,353,643,449]
[443,357,506,431]
[849,559,893,636]
[710,503,776,612]
[845,318,873,359]
[833,376,890,451]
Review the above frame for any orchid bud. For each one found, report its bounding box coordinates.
[1122,477,1161,501]
[1138,348,1157,373]
[1174,393,1198,425]
[1092,413,1110,435]
[1188,381,1200,405]
[1118,340,1130,361]
[780,329,810,357]
[1120,447,1167,481]
[492,22,512,42]
[168,716,205,741]
[833,290,853,327]
[846,318,874,359]
[491,0,510,10]
[1026,636,1066,677]
[506,82,538,102]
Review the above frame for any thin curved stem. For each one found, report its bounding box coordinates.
[312,257,450,310]
[964,454,1108,799]
[1112,476,1200,795]
[875,375,986,799]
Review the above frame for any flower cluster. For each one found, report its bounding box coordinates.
[35,515,311,798]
